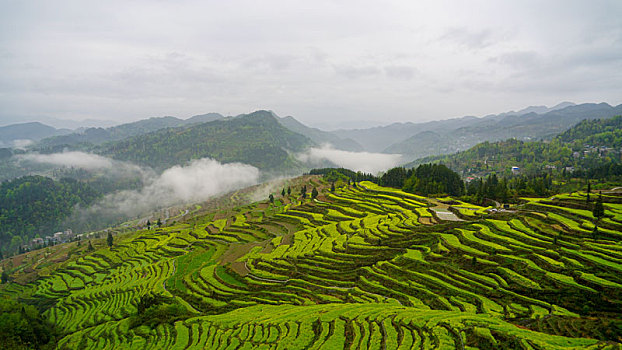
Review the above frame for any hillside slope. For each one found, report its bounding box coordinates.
[1,179,621,348]
[96,110,313,171]
[407,115,622,178]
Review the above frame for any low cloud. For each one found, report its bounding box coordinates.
[298,145,402,174]
[80,158,260,219]
[19,151,115,171]
[247,176,292,203]
[11,139,34,150]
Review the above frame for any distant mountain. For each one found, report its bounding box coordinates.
[0,122,70,148]
[277,115,364,151]
[383,130,445,159]
[405,115,622,178]
[494,101,576,117]
[331,116,481,153]
[382,102,622,161]
[184,112,224,124]
[0,115,119,129]
[37,113,225,149]
[96,110,312,172]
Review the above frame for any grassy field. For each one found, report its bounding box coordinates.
[1,177,622,349]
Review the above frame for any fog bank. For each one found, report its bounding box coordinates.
[298,145,402,174]
[79,158,260,219]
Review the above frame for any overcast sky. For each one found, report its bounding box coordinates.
[1,0,621,129]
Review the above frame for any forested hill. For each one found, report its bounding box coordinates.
[37,113,224,150]
[96,110,313,172]
[407,115,622,178]
[0,176,100,253]
[557,115,622,146]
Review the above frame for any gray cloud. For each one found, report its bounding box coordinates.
[440,28,496,50]
[1,1,622,128]
[384,66,417,80]
[334,65,381,79]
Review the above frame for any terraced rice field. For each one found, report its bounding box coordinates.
[2,180,622,349]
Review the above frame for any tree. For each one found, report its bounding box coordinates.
[107,232,113,248]
[300,186,306,199]
[1,270,8,283]
[269,194,274,203]
[287,186,291,195]
[347,179,351,186]
[281,188,285,197]
[157,218,162,227]
[87,240,94,252]
[311,187,318,199]
[586,181,591,202]
[331,182,335,192]
[146,220,151,230]
[593,193,605,221]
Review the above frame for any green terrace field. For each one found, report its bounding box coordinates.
[2,177,622,349]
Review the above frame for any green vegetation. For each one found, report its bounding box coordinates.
[403,163,464,196]
[1,176,622,348]
[0,298,57,349]
[0,175,100,255]
[97,111,312,171]
[411,115,622,179]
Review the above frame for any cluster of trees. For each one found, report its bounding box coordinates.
[402,164,464,196]
[331,162,559,203]
[0,176,100,256]
[379,167,412,188]
[464,173,553,204]
[0,298,56,349]
[308,168,378,183]
[129,293,191,329]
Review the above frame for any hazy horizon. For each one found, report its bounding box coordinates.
[2,1,622,129]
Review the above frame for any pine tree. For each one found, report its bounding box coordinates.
[147,220,151,229]
[157,218,162,227]
[107,232,113,248]
[287,187,291,195]
[331,182,335,192]
[281,188,285,197]
[87,241,94,252]
[311,187,318,199]
[269,193,274,203]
